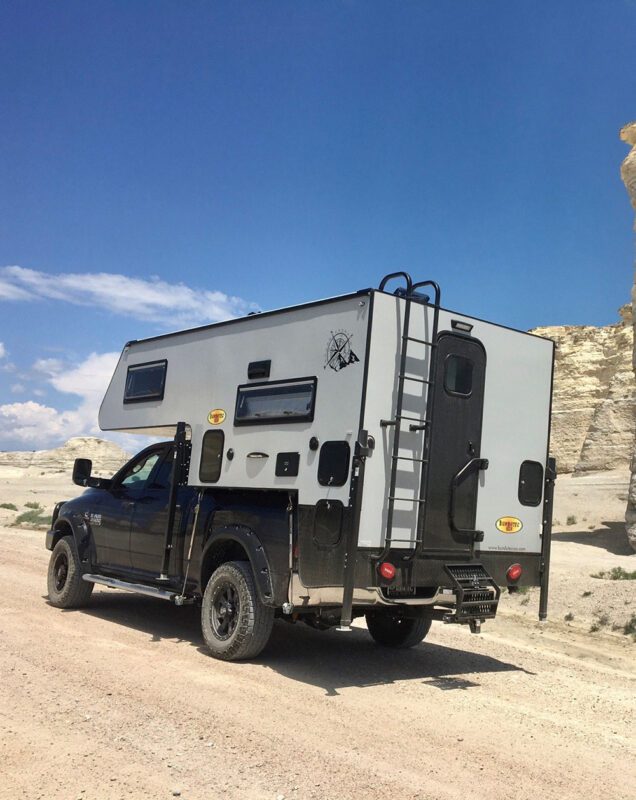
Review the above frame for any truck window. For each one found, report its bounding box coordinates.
[124,360,167,403]
[234,378,316,425]
[120,452,162,489]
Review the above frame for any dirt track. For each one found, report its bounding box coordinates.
[1,526,634,800]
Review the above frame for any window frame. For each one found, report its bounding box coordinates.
[123,359,168,404]
[443,353,474,398]
[233,376,318,426]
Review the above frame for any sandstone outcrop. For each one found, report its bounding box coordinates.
[532,306,634,475]
[0,436,130,475]
[620,121,636,551]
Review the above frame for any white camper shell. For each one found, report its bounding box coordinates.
[96,273,556,635]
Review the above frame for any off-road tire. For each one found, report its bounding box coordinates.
[47,535,93,608]
[365,612,431,649]
[201,560,274,661]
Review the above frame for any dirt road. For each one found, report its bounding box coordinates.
[1,526,634,800]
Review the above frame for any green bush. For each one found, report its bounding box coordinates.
[24,501,42,510]
[0,502,18,511]
[14,509,50,528]
[591,567,636,581]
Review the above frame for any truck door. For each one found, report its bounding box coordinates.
[421,333,486,554]
[128,449,175,576]
[94,447,167,572]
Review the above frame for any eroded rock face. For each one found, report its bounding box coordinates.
[0,436,130,475]
[620,121,636,551]
[532,307,634,474]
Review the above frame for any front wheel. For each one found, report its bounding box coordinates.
[365,612,431,649]
[47,536,93,608]
[201,561,274,661]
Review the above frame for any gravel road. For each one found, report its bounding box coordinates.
[1,526,634,800]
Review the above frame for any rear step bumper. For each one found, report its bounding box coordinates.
[443,563,500,632]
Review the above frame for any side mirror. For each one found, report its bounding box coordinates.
[72,458,93,487]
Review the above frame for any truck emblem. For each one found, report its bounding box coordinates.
[208,409,226,425]
[496,516,523,534]
[324,330,359,372]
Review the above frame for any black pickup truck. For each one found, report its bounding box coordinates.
[46,440,295,661]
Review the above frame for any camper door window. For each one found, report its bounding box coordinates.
[124,360,167,403]
[234,378,316,425]
[444,355,473,397]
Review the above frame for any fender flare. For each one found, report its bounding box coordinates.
[200,524,274,605]
[49,512,91,564]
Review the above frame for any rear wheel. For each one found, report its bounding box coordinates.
[201,560,274,661]
[365,612,431,649]
[47,536,93,608]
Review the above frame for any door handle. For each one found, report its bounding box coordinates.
[449,457,488,542]
[247,452,269,459]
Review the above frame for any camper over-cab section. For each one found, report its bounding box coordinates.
[46,273,555,661]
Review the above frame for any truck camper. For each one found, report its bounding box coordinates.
[46,273,556,660]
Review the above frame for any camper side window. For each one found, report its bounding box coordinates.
[124,360,167,403]
[444,355,473,397]
[200,430,224,483]
[234,378,316,425]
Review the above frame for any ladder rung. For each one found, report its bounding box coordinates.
[403,336,435,346]
[398,373,433,385]
[398,414,427,423]
[392,456,428,463]
[386,538,424,544]
[409,424,428,432]
[388,496,426,503]
[380,419,397,427]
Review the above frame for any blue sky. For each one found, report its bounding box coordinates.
[1,0,634,450]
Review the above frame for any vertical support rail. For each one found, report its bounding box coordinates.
[338,431,372,630]
[539,457,557,621]
[159,421,189,581]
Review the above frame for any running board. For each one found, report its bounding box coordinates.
[442,563,500,633]
[82,574,193,604]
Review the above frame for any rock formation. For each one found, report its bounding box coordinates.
[0,436,130,476]
[620,122,636,551]
[532,307,634,474]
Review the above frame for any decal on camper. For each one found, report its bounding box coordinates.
[496,516,523,534]
[208,408,226,425]
[324,330,359,372]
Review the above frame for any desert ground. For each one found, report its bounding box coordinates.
[0,463,634,800]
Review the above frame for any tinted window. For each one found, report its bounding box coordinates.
[124,360,167,403]
[444,355,473,396]
[120,452,161,490]
[235,379,316,425]
[519,460,544,506]
[200,430,224,483]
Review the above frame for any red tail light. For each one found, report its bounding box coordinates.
[378,562,396,580]
[507,563,523,582]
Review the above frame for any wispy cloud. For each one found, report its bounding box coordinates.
[0,265,258,326]
[0,342,5,359]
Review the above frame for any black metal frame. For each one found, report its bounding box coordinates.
[159,421,191,580]
[233,376,318,426]
[539,457,557,621]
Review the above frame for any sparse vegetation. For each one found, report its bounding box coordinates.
[520,596,530,606]
[0,502,18,511]
[24,501,42,510]
[13,509,50,528]
[564,612,574,622]
[566,515,577,526]
[623,615,636,640]
[591,567,636,581]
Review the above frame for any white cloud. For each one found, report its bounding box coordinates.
[0,351,119,448]
[0,342,5,359]
[0,265,257,327]
[10,383,25,394]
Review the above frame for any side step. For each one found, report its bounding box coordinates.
[82,574,193,605]
[443,563,500,633]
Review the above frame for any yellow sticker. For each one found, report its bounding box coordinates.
[496,516,523,534]
[208,408,226,425]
